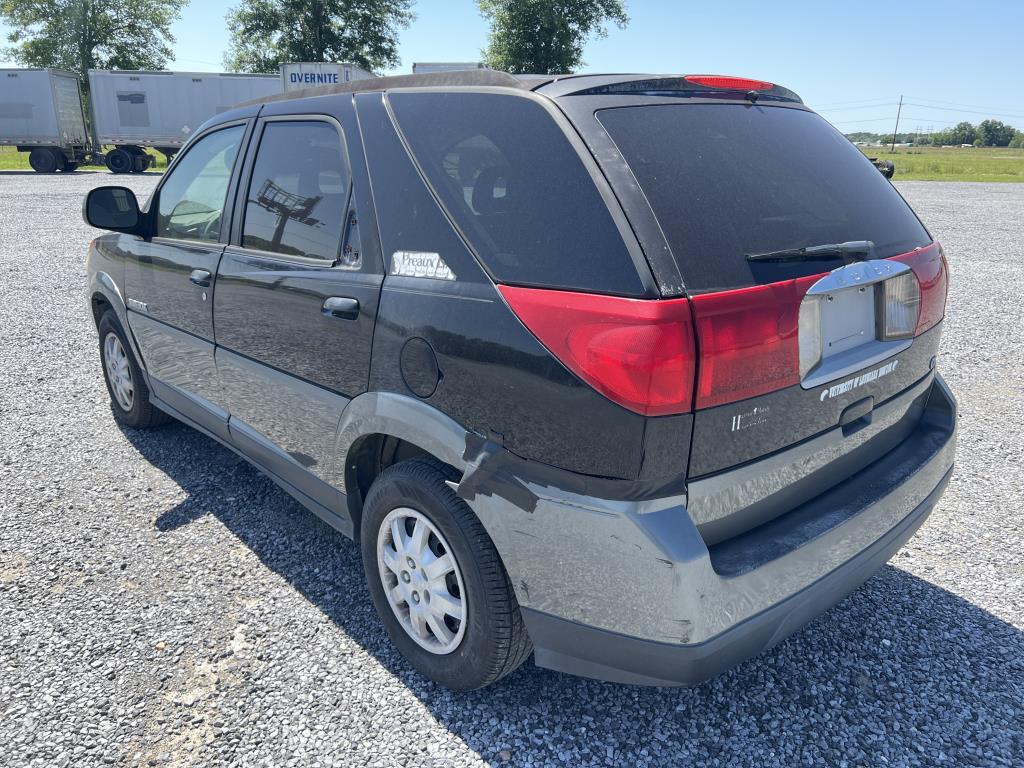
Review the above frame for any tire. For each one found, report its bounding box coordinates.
[28,148,58,174]
[62,162,79,173]
[97,310,170,429]
[361,459,532,690]
[132,153,152,173]
[105,148,133,174]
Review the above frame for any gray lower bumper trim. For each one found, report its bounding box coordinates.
[523,463,953,687]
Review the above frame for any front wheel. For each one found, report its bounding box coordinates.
[361,459,532,690]
[97,310,170,428]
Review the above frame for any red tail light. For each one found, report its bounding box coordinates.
[691,275,821,409]
[500,244,946,416]
[684,75,773,91]
[890,242,948,335]
[498,285,696,416]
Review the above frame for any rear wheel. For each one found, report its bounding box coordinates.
[361,459,532,690]
[28,148,58,173]
[105,148,133,174]
[133,152,153,173]
[97,310,170,428]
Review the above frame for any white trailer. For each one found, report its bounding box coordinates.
[0,68,90,173]
[280,62,375,92]
[412,62,486,74]
[88,70,280,173]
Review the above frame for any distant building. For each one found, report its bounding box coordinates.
[412,62,486,74]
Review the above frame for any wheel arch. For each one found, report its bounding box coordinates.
[335,392,470,534]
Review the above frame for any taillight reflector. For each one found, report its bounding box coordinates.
[890,242,948,335]
[691,275,821,410]
[684,75,773,91]
[498,285,696,416]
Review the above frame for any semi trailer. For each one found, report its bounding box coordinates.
[88,70,280,173]
[0,68,90,173]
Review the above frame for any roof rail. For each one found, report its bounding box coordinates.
[242,69,537,106]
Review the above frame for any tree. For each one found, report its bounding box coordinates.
[477,0,628,74]
[1009,131,1024,149]
[0,0,187,85]
[224,0,413,74]
[976,119,1016,147]
[948,121,977,146]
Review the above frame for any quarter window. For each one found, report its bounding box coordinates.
[242,121,351,261]
[388,92,646,296]
[156,125,243,243]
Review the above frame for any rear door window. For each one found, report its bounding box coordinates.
[597,104,932,293]
[241,120,350,261]
[388,92,646,296]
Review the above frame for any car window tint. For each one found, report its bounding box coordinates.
[242,121,350,261]
[388,92,646,296]
[156,125,243,242]
[598,104,932,292]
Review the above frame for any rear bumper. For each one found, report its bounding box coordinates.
[523,463,951,686]
[465,374,957,686]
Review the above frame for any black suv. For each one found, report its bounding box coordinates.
[84,71,957,690]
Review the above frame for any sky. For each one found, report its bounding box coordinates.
[3,0,1023,134]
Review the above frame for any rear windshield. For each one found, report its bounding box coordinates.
[389,92,647,296]
[597,104,931,293]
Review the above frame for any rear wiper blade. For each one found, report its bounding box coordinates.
[746,240,875,263]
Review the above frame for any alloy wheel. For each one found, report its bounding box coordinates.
[377,507,467,655]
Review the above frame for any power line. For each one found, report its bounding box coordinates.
[902,102,1024,120]
[816,102,900,112]
[905,94,1024,112]
[829,115,961,125]
[811,96,900,108]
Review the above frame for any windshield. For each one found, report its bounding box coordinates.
[597,104,931,293]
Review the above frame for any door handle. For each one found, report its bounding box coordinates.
[322,296,360,320]
[189,269,212,287]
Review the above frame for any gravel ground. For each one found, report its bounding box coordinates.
[1,171,1022,768]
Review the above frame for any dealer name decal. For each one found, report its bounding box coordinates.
[820,360,899,401]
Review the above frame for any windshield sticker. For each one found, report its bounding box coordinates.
[820,359,899,401]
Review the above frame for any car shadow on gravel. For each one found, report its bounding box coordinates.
[128,420,1024,766]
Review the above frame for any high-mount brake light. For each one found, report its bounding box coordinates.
[498,286,696,416]
[684,75,774,91]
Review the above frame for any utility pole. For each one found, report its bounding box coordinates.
[891,95,903,151]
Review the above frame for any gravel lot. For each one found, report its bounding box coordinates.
[1,171,1022,768]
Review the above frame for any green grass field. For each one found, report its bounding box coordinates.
[0,145,168,172]
[4,142,1023,183]
[858,146,1024,182]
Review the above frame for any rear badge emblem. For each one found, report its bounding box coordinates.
[820,359,899,401]
[731,405,770,432]
[391,251,456,281]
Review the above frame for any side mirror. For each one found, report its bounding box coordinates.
[83,186,144,234]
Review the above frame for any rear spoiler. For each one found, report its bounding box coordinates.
[563,75,803,104]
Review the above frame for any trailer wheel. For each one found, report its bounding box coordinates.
[62,163,79,173]
[131,152,152,173]
[28,148,58,174]
[105,148,133,174]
